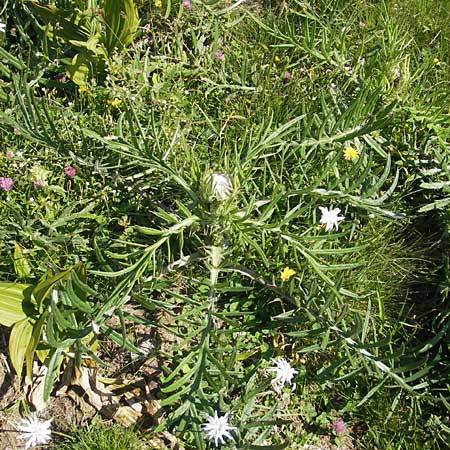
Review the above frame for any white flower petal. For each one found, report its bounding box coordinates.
[202,411,236,447]
[268,357,298,392]
[319,206,345,232]
[211,173,232,200]
[16,413,53,448]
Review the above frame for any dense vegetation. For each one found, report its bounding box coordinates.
[0,0,449,449]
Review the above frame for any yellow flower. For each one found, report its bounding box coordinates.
[343,146,360,161]
[433,57,441,66]
[155,0,162,7]
[109,97,122,108]
[274,55,281,63]
[78,85,87,93]
[280,267,296,282]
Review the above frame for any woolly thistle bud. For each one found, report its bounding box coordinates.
[210,172,233,201]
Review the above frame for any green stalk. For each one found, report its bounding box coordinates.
[208,244,223,307]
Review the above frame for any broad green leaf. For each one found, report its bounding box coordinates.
[9,318,33,380]
[13,241,31,279]
[0,282,31,327]
[66,53,90,86]
[28,1,90,41]
[36,348,51,363]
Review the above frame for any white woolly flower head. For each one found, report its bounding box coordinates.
[319,206,345,232]
[210,172,233,201]
[202,411,237,447]
[16,413,53,449]
[0,22,6,34]
[268,357,298,393]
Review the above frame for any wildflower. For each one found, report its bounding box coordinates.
[211,172,232,200]
[202,411,236,447]
[268,357,298,392]
[0,22,6,33]
[55,73,67,82]
[109,97,122,108]
[16,413,53,449]
[0,177,14,191]
[319,206,345,232]
[332,418,346,434]
[282,70,292,82]
[5,150,14,159]
[358,21,366,28]
[274,55,281,62]
[280,267,296,282]
[214,49,223,60]
[155,0,162,7]
[64,166,76,178]
[343,146,360,161]
[78,85,87,93]
[433,57,441,66]
[183,0,191,9]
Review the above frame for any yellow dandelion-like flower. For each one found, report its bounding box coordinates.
[343,146,360,161]
[274,55,281,63]
[433,57,441,66]
[280,267,296,282]
[155,0,162,7]
[78,85,87,94]
[109,97,122,108]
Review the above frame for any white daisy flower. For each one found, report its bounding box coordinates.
[16,413,53,449]
[0,22,6,34]
[202,411,236,447]
[211,172,232,201]
[268,357,298,392]
[318,206,345,232]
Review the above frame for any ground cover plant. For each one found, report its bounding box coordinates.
[0,0,449,449]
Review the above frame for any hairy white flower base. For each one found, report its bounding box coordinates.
[202,411,236,447]
[268,357,298,392]
[16,413,53,449]
[319,206,345,232]
[211,173,232,200]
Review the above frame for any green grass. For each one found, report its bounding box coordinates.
[51,420,143,450]
[0,0,449,449]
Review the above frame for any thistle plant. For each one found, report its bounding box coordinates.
[1,1,449,448]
